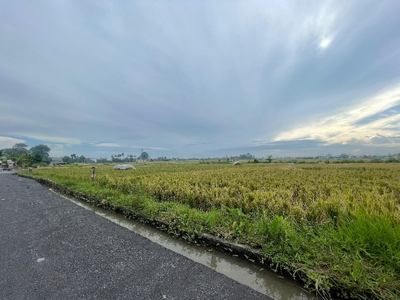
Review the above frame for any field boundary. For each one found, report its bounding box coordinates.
[18,174,275,275]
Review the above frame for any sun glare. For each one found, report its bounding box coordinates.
[319,39,331,48]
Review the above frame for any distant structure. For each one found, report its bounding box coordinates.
[1,160,17,169]
[85,157,97,163]
[50,157,66,166]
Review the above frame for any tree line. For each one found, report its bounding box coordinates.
[0,143,51,167]
[110,151,149,162]
[62,154,87,164]
[60,151,150,164]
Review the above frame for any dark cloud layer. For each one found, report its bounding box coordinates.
[1,1,400,158]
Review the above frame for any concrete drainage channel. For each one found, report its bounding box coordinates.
[21,175,319,300]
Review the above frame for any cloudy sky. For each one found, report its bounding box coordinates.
[1,1,400,159]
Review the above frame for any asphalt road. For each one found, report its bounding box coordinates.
[0,173,270,300]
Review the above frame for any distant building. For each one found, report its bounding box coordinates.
[50,157,66,165]
[85,158,97,163]
[1,160,17,169]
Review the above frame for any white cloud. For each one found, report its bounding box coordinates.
[49,143,66,157]
[27,135,82,145]
[95,143,121,147]
[142,146,164,151]
[0,136,25,149]
[93,143,164,151]
[273,83,400,145]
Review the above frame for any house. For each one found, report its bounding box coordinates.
[50,157,66,165]
[85,158,97,163]
[1,160,17,169]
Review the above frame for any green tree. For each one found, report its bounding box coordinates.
[239,153,254,159]
[139,151,149,160]
[11,143,29,155]
[20,153,42,167]
[113,154,122,162]
[62,156,72,163]
[20,153,34,166]
[266,155,273,163]
[30,144,50,162]
[126,154,132,162]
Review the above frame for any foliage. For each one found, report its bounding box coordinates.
[237,153,254,159]
[139,151,149,160]
[2,143,28,156]
[97,157,109,163]
[30,144,51,163]
[63,156,72,163]
[111,153,136,162]
[1,143,51,167]
[12,143,29,154]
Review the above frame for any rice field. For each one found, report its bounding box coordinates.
[23,162,400,299]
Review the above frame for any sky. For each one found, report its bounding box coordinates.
[1,1,400,159]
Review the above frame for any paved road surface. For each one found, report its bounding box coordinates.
[0,173,270,300]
